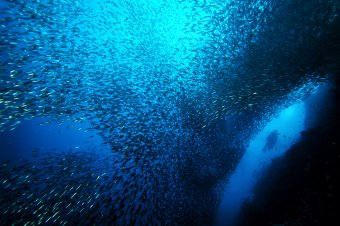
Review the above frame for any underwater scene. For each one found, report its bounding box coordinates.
[0,0,339,225]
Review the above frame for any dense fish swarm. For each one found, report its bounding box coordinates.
[1,0,339,225]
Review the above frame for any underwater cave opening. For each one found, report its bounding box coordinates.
[216,83,332,226]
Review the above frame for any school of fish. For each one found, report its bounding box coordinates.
[1,0,339,225]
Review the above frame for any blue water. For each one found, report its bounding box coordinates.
[216,83,332,226]
[0,118,111,165]
[217,102,306,225]
[0,0,338,225]
[0,83,329,225]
